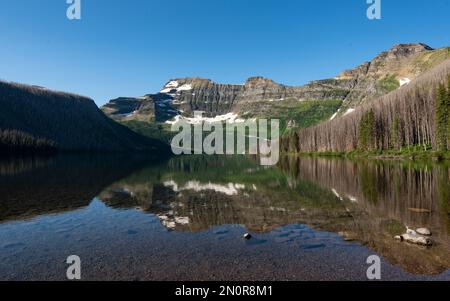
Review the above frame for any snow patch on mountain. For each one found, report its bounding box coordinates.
[178,84,192,91]
[116,110,138,118]
[400,78,411,86]
[160,80,193,94]
[268,98,284,102]
[165,112,246,125]
[343,108,355,116]
[165,81,179,88]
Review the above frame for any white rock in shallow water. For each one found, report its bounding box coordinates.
[406,228,417,235]
[400,233,432,246]
[416,228,432,236]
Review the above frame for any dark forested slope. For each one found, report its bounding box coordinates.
[0,81,169,155]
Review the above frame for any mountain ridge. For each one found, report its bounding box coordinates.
[0,80,170,155]
[102,43,449,127]
[282,58,450,153]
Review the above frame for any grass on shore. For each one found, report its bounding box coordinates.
[289,145,450,161]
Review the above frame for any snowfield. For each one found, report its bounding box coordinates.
[400,78,411,86]
[343,108,355,116]
[160,80,193,94]
[116,110,138,118]
[165,112,246,125]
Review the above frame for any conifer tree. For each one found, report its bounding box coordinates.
[359,110,375,151]
[435,83,448,151]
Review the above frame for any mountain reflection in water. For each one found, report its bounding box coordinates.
[0,155,449,279]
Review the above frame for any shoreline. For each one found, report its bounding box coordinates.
[281,150,450,162]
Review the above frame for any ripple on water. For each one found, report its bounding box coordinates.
[245,238,268,246]
[213,230,229,235]
[299,243,326,250]
[3,242,26,250]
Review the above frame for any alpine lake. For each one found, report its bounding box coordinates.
[0,154,449,280]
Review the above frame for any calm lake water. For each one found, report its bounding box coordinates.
[0,155,449,281]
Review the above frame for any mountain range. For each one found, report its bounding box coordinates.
[102,43,450,131]
[0,43,448,155]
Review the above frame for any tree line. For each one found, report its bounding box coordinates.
[0,80,170,154]
[0,129,57,154]
[281,60,450,154]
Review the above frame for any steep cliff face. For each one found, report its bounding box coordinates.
[166,78,244,116]
[103,78,243,120]
[102,76,351,122]
[102,43,449,124]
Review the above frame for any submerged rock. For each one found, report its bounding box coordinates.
[243,233,252,240]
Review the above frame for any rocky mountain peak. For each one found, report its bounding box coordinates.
[378,43,434,61]
[389,43,433,52]
[244,76,280,89]
[102,43,448,125]
[162,77,213,89]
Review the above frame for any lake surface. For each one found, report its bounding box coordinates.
[0,155,449,281]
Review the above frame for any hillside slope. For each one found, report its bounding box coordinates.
[0,81,170,155]
[282,59,450,154]
[336,43,450,115]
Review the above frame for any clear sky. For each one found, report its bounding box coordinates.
[0,0,449,106]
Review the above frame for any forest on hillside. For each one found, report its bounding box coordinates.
[281,60,450,155]
[0,81,170,154]
[0,129,57,154]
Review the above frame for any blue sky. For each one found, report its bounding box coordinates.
[0,0,449,106]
